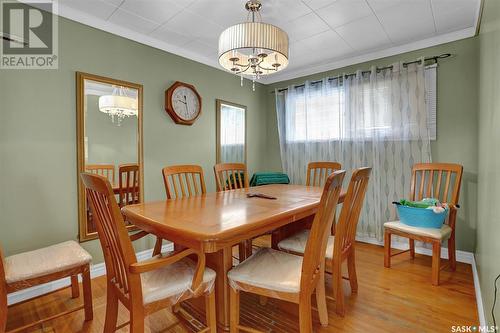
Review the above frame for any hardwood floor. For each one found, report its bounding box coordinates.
[5,239,478,333]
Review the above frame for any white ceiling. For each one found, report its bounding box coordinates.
[57,0,482,84]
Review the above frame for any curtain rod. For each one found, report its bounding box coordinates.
[273,53,451,93]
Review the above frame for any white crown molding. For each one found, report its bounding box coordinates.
[260,27,476,84]
[37,2,478,86]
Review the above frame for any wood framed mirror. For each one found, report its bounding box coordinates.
[76,72,144,242]
[216,99,247,164]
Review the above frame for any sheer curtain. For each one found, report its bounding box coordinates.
[275,62,432,241]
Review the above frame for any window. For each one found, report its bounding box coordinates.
[283,66,437,143]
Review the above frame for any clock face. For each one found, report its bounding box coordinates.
[171,86,200,121]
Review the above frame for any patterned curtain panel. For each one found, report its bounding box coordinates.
[275,62,432,241]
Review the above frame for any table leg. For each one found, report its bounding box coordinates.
[206,247,233,331]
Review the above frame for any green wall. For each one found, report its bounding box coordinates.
[477,0,500,325]
[264,37,479,253]
[0,16,269,263]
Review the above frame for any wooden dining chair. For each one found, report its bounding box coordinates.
[384,163,463,286]
[0,241,93,333]
[153,165,207,256]
[214,163,249,191]
[228,170,346,332]
[278,167,372,316]
[81,173,217,333]
[118,163,140,208]
[214,163,252,261]
[86,164,115,185]
[306,161,342,187]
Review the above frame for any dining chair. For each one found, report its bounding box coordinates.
[85,164,115,184]
[306,161,342,187]
[81,173,217,333]
[214,163,249,191]
[214,163,252,261]
[0,241,93,333]
[277,167,371,316]
[384,163,463,286]
[153,165,207,256]
[228,170,346,332]
[118,163,140,208]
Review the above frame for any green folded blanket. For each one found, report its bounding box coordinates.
[250,172,290,187]
[399,198,440,208]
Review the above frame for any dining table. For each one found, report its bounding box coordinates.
[122,184,346,331]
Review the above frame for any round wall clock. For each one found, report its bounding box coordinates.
[165,81,202,125]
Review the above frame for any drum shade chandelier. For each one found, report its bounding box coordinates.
[98,85,138,125]
[218,0,289,90]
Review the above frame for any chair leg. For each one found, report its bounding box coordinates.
[130,306,145,333]
[432,242,441,286]
[333,262,345,317]
[298,295,312,333]
[347,250,358,294]
[229,288,240,333]
[82,268,93,322]
[238,242,247,262]
[71,275,79,298]
[104,285,119,333]
[205,290,217,333]
[384,230,391,268]
[315,269,328,327]
[409,239,415,259]
[245,239,253,258]
[448,235,457,272]
[153,237,163,256]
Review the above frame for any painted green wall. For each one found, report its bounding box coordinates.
[0,16,269,263]
[264,37,479,253]
[477,0,500,325]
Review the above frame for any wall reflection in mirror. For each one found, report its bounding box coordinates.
[216,99,246,164]
[77,72,143,242]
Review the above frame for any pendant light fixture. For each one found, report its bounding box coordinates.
[98,85,138,126]
[218,0,289,90]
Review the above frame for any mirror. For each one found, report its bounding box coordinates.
[76,72,143,242]
[216,99,247,164]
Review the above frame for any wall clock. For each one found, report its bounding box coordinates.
[165,81,202,125]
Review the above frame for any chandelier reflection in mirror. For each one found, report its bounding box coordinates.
[98,85,138,126]
[218,0,289,91]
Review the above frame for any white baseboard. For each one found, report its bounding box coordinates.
[355,235,474,264]
[7,243,174,306]
[471,255,487,327]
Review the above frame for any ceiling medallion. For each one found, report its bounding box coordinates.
[218,0,289,90]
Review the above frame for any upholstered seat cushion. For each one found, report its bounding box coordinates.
[141,257,216,304]
[227,248,303,293]
[384,221,452,240]
[4,241,92,284]
[277,230,335,260]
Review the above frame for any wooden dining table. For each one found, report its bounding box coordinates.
[123,184,346,331]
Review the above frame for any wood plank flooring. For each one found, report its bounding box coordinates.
[5,239,478,333]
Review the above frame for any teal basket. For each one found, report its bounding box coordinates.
[396,205,448,229]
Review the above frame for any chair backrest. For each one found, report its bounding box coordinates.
[85,164,115,185]
[301,170,345,292]
[81,173,139,299]
[332,167,371,261]
[162,165,206,199]
[118,163,140,208]
[306,161,342,187]
[410,163,463,205]
[0,247,7,333]
[214,163,249,191]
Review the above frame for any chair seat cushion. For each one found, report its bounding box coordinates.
[4,241,92,284]
[384,221,452,240]
[141,257,216,304]
[277,230,335,260]
[227,248,303,293]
